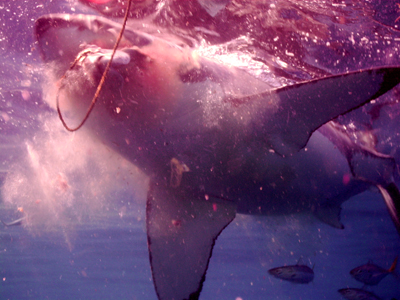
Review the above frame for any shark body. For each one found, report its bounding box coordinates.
[35,14,400,300]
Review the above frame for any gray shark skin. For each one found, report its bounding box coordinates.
[35,14,400,300]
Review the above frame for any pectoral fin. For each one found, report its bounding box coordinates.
[146,182,236,300]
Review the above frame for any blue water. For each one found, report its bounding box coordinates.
[1,191,399,299]
[1,1,400,299]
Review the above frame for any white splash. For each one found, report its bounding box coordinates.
[1,113,147,242]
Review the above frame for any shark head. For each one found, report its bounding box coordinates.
[36,14,198,131]
[35,13,400,300]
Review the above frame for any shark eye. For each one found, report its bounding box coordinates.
[123,48,148,65]
[77,25,87,32]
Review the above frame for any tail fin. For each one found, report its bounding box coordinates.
[376,183,400,235]
[389,256,398,273]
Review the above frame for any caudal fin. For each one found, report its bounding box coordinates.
[389,256,398,273]
[376,183,400,235]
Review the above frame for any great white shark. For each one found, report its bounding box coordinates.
[34,14,400,300]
